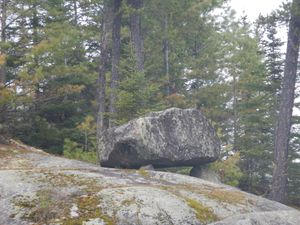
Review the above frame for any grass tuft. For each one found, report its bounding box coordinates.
[138,169,151,178]
[185,198,218,224]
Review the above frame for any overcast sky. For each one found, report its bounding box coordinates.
[229,0,300,116]
[229,0,289,47]
[230,0,287,21]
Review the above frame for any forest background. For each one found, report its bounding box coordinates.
[0,0,299,207]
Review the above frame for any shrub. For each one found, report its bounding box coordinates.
[63,138,98,164]
[209,152,243,187]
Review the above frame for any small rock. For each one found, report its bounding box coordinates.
[70,204,79,218]
[190,165,221,184]
[83,218,105,225]
[140,164,154,170]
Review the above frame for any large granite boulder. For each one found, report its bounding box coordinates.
[99,108,221,168]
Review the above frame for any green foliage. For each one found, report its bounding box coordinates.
[0,87,14,107]
[3,0,97,153]
[63,138,97,164]
[76,115,96,151]
[209,153,243,187]
[288,132,300,206]
[13,189,63,222]
[17,116,64,154]
[116,70,164,124]
[114,39,165,124]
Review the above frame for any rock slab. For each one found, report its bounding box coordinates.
[1,143,300,225]
[99,108,221,168]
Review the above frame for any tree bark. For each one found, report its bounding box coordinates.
[96,0,112,159]
[233,72,238,151]
[73,0,78,26]
[271,0,300,203]
[128,0,144,72]
[73,0,82,62]
[0,0,7,85]
[109,0,122,127]
[32,4,39,46]
[163,15,170,96]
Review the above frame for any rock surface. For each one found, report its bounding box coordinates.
[99,108,220,168]
[1,143,299,225]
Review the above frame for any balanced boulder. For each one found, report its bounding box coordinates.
[99,108,220,168]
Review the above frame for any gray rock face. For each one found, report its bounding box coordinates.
[210,210,300,225]
[1,143,300,225]
[99,108,220,168]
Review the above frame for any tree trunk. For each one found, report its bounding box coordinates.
[163,15,170,96]
[96,0,112,159]
[233,72,238,151]
[128,0,144,72]
[73,0,82,62]
[0,0,7,85]
[73,0,78,26]
[109,0,122,127]
[84,131,88,151]
[271,0,300,203]
[0,0,7,131]
[32,4,39,46]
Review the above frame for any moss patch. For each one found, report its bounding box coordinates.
[0,145,21,158]
[163,183,247,205]
[12,195,36,209]
[12,189,70,223]
[12,170,115,224]
[185,198,218,224]
[138,169,150,178]
[12,179,115,224]
[34,171,100,192]
[156,185,219,224]
[0,144,36,159]
[60,194,116,225]
[207,189,246,205]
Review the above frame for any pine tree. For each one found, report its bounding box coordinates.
[0,0,7,85]
[109,0,122,127]
[128,0,144,72]
[96,0,112,157]
[271,0,300,203]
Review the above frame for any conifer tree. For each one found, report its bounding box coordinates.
[109,0,122,127]
[97,0,112,157]
[128,0,144,72]
[271,0,300,203]
[0,0,7,85]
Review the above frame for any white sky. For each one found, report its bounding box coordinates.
[230,0,288,21]
[230,0,300,117]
